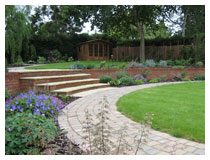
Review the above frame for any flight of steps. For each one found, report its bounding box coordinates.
[18,70,110,95]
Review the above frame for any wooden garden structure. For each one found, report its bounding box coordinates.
[77,39,111,61]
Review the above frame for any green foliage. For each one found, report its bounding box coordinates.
[172,65,185,69]
[149,78,160,83]
[5,91,64,118]
[71,61,87,69]
[194,74,205,81]
[195,61,203,67]
[68,57,74,62]
[166,60,174,66]
[5,113,57,155]
[119,76,136,86]
[120,63,127,68]
[50,49,61,62]
[181,70,187,79]
[175,60,183,66]
[37,56,46,64]
[158,60,167,67]
[5,88,10,100]
[141,70,151,78]
[100,61,106,69]
[99,75,113,83]
[86,64,95,69]
[116,71,128,80]
[183,78,191,81]
[136,80,144,85]
[109,79,121,86]
[13,55,24,66]
[145,59,156,68]
[5,6,32,64]
[160,75,167,82]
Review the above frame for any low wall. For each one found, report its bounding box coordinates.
[5,72,21,94]
[5,68,205,95]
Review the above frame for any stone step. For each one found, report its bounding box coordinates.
[18,69,82,77]
[35,78,100,91]
[52,83,110,95]
[19,74,91,91]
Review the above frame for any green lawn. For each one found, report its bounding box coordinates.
[117,82,205,143]
[25,61,129,69]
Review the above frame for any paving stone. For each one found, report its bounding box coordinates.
[58,82,205,155]
[145,148,161,155]
[184,146,197,152]
[193,149,205,155]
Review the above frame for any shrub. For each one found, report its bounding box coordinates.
[5,88,10,100]
[68,56,74,62]
[50,49,61,62]
[158,60,167,67]
[195,61,203,67]
[194,74,205,80]
[13,55,24,66]
[183,59,190,66]
[109,79,121,87]
[37,56,46,64]
[119,76,136,86]
[5,91,64,118]
[5,113,58,155]
[100,61,106,68]
[149,78,160,83]
[28,60,36,64]
[145,59,156,68]
[133,74,147,82]
[183,78,191,81]
[172,73,183,81]
[181,70,187,79]
[71,61,87,69]
[120,63,127,68]
[99,75,113,83]
[175,60,183,66]
[136,80,144,85]
[167,60,174,66]
[160,75,167,82]
[86,64,95,69]
[141,70,151,79]
[116,71,128,80]
[128,61,141,68]
[172,65,185,69]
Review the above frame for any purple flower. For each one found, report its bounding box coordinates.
[12,104,16,111]
[42,113,45,116]
[26,105,29,108]
[15,101,19,104]
[17,105,21,109]
[5,108,8,111]
[5,103,10,107]
[36,102,39,107]
[51,110,54,114]
[20,108,24,112]
[26,100,29,104]
[8,128,11,132]
[66,107,68,110]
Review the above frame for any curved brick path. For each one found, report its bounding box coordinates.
[58,82,205,155]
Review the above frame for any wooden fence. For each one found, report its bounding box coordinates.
[112,45,193,61]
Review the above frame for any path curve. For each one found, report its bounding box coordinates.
[58,82,205,155]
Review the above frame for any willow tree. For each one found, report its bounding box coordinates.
[5,5,32,64]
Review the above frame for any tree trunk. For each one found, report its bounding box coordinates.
[137,22,145,62]
[182,10,188,37]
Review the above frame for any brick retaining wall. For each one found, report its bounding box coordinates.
[5,68,205,95]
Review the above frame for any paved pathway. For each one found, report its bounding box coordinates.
[58,82,205,155]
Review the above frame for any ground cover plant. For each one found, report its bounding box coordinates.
[5,91,64,118]
[117,82,205,143]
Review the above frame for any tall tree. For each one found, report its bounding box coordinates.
[5,5,32,63]
[90,5,172,62]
